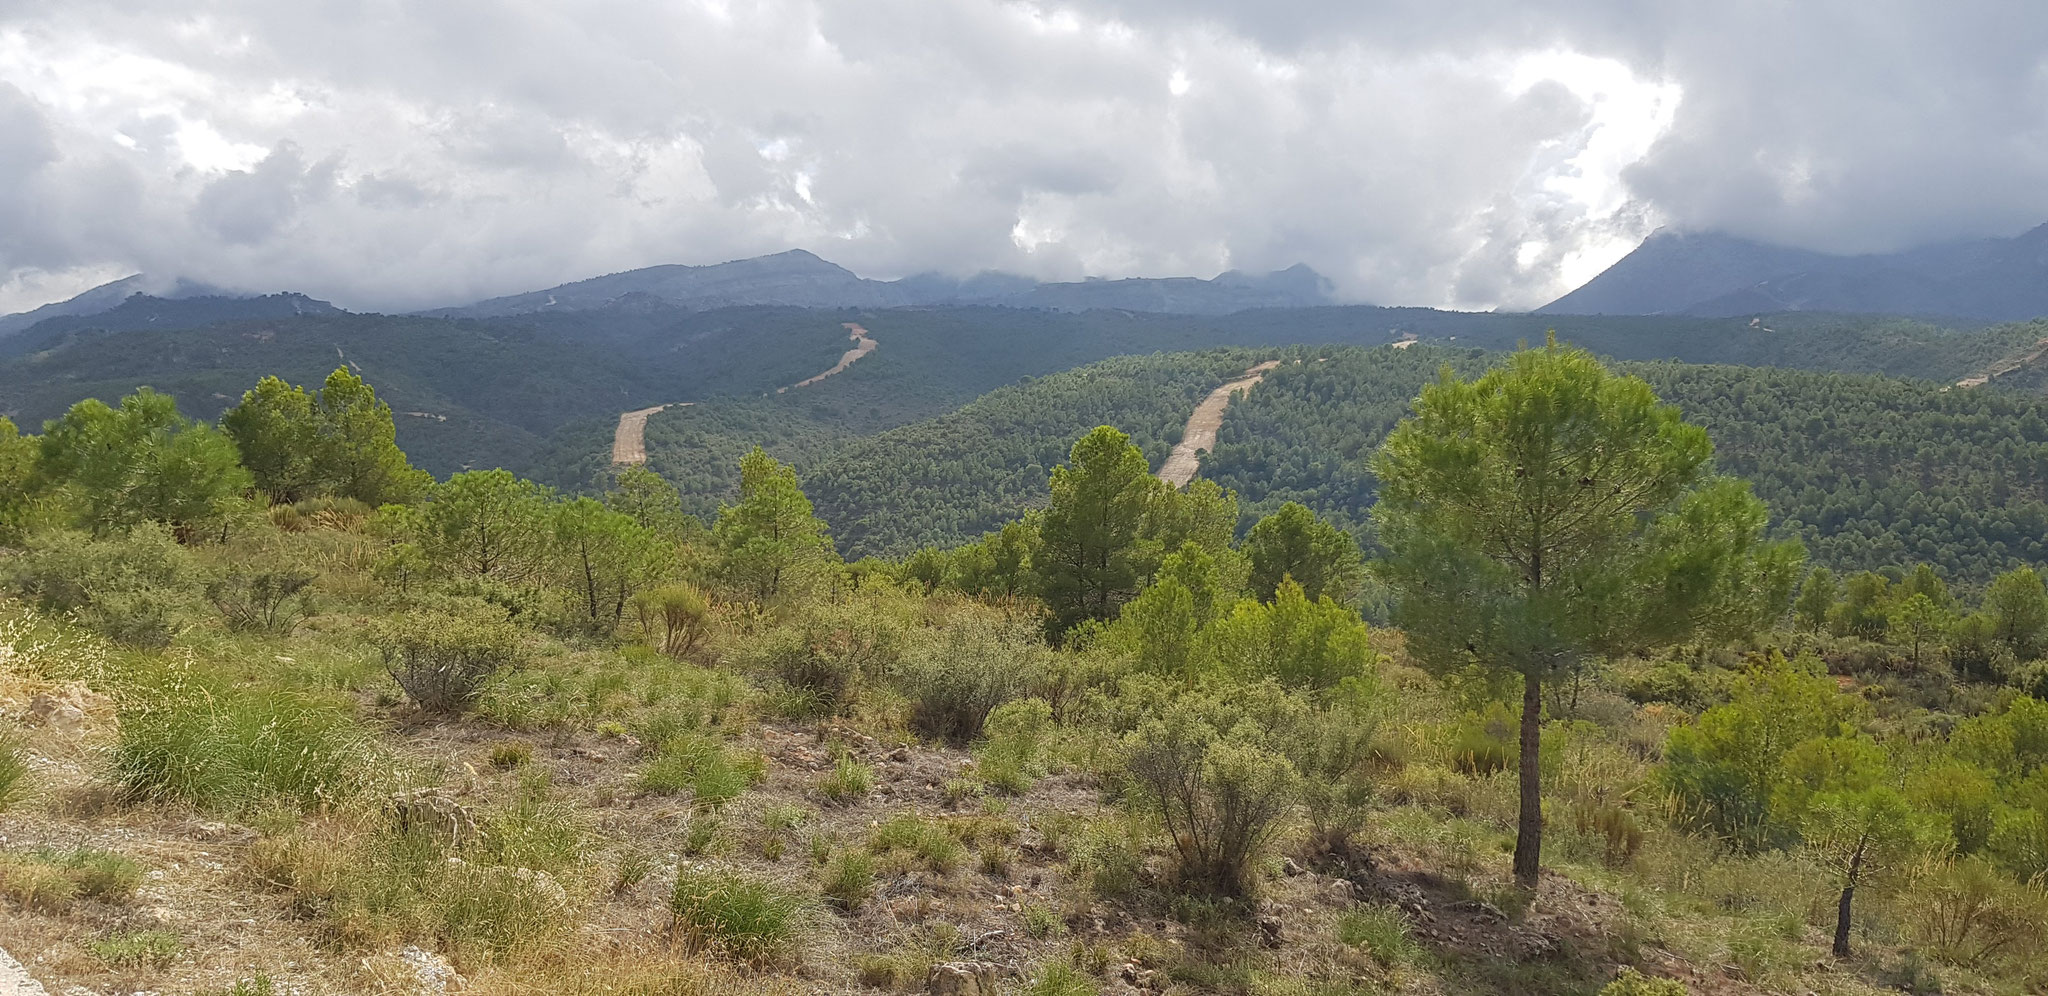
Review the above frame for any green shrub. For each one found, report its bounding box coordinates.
[10,526,200,647]
[1448,703,1517,775]
[114,679,380,812]
[745,599,905,715]
[632,583,712,657]
[0,731,25,811]
[207,565,317,634]
[1334,904,1418,967]
[893,616,1049,743]
[1122,701,1299,896]
[489,741,534,770]
[1599,968,1688,996]
[819,850,876,912]
[975,697,1055,795]
[371,601,526,713]
[670,866,814,965]
[87,929,181,968]
[817,750,873,805]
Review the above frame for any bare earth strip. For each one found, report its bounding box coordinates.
[1157,360,1282,488]
[610,402,694,465]
[780,323,877,393]
[1958,336,2048,388]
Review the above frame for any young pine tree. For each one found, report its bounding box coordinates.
[1373,341,1801,888]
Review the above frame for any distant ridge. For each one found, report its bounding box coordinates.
[1540,223,2048,322]
[0,274,234,338]
[432,251,1338,318]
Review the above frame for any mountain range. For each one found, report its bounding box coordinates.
[429,249,1339,318]
[16,219,2048,340]
[1540,224,2048,321]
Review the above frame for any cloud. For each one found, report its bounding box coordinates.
[0,0,2042,315]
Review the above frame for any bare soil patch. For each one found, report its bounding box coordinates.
[780,323,877,393]
[1158,360,1282,487]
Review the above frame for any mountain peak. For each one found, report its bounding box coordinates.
[1539,223,2048,321]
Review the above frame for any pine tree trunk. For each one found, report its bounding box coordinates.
[1833,840,1865,957]
[1513,669,1543,889]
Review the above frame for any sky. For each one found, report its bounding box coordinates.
[2,1,2047,316]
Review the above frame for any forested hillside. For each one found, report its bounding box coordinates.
[1207,348,2048,584]
[9,295,2048,489]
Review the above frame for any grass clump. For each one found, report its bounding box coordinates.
[1334,904,1418,967]
[0,731,25,810]
[248,787,586,958]
[489,740,534,769]
[1020,900,1067,939]
[871,812,966,874]
[819,849,876,912]
[1021,961,1098,996]
[670,865,814,965]
[112,674,380,813]
[638,732,764,807]
[1599,968,1689,995]
[88,928,182,968]
[974,698,1054,795]
[817,749,873,804]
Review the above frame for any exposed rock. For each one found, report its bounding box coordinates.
[389,788,480,849]
[926,961,1000,996]
[0,946,49,996]
[361,946,466,995]
[1257,915,1285,948]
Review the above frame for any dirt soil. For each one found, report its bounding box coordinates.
[611,402,695,465]
[779,323,877,393]
[1957,336,2048,388]
[1157,361,1282,488]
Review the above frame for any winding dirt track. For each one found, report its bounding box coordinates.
[1157,360,1282,487]
[1958,336,2048,389]
[611,402,693,465]
[611,323,879,465]
[779,323,877,393]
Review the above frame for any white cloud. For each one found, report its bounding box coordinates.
[1,0,2041,315]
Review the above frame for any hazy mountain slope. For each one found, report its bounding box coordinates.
[436,251,1337,317]
[0,274,234,338]
[1542,224,2048,321]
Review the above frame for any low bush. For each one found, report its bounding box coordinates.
[633,583,712,658]
[207,565,317,634]
[743,598,906,716]
[371,601,526,713]
[670,866,814,965]
[893,615,1049,743]
[1122,699,1299,896]
[9,526,200,647]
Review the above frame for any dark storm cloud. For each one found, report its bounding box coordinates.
[1,0,2045,315]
